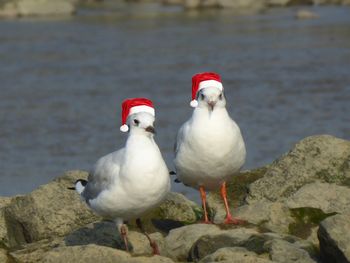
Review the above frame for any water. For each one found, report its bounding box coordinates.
[0,4,349,200]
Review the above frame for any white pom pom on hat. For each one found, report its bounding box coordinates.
[120,98,155,132]
[190,72,223,107]
[120,124,129,132]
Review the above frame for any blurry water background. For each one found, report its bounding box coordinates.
[0,3,349,200]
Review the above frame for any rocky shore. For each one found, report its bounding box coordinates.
[0,0,349,17]
[1,134,349,263]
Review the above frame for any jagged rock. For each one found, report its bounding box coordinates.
[40,244,174,263]
[266,239,317,263]
[190,228,267,261]
[0,0,76,17]
[217,0,265,9]
[233,201,294,234]
[295,9,319,19]
[63,218,164,255]
[207,167,268,223]
[3,170,100,248]
[199,247,273,263]
[0,248,11,263]
[150,192,201,224]
[286,182,350,214]
[136,192,201,233]
[10,238,66,263]
[318,213,350,263]
[164,224,220,261]
[247,135,350,203]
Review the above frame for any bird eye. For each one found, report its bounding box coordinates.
[219,94,223,100]
[200,93,205,100]
[134,119,140,125]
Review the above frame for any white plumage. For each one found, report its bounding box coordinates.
[76,111,170,251]
[174,85,246,224]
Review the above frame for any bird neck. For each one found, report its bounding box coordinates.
[125,133,156,150]
[192,106,230,122]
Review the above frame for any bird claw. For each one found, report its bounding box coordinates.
[150,241,160,255]
[223,215,246,225]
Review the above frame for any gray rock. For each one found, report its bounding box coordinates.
[3,170,100,248]
[234,201,294,234]
[0,0,76,17]
[318,213,350,263]
[217,0,265,9]
[207,167,268,223]
[65,221,165,257]
[266,239,317,263]
[0,248,11,263]
[286,182,350,214]
[164,224,220,261]
[295,9,319,19]
[190,228,268,261]
[199,247,273,263]
[39,244,131,263]
[42,245,174,263]
[247,135,350,203]
[17,0,75,16]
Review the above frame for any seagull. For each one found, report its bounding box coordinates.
[74,98,170,253]
[173,72,246,224]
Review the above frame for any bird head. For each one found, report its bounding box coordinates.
[196,86,226,112]
[127,112,156,136]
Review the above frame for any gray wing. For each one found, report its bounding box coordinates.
[174,122,188,157]
[82,148,125,201]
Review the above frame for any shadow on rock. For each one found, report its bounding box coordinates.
[64,221,126,250]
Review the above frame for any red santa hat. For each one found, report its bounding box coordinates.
[120,98,155,132]
[190,72,223,107]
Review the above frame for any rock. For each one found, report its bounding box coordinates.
[266,239,317,263]
[199,247,273,263]
[207,167,268,223]
[233,201,294,234]
[10,237,66,263]
[190,228,267,261]
[295,9,319,19]
[0,248,11,263]
[124,255,175,263]
[137,192,201,233]
[0,0,76,18]
[247,135,350,203]
[286,182,350,214]
[318,213,350,263]
[164,224,220,261]
[39,244,131,263]
[266,0,290,5]
[217,0,265,9]
[0,197,13,209]
[127,231,165,257]
[3,170,100,248]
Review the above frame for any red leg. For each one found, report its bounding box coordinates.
[136,218,160,255]
[220,182,245,225]
[199,186,212,224]
[120,225,130,252]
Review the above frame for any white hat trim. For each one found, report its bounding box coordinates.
[198,80,223,92]
[129,105,155,116]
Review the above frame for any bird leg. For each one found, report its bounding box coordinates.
[136,218,160,255]
[220,182,245,225]
[199,186,211,224]
[120,224,130,252]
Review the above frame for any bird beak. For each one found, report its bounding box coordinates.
[145,126,156,134]
[207,101,216,111]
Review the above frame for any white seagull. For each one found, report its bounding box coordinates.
[173,72,246,224]
[74,98,170,253]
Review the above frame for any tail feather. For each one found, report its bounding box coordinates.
[74,179,87,195]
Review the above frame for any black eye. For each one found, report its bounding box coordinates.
[200,93,205,100]
[219,94,223,100]
[134,119,140,125]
